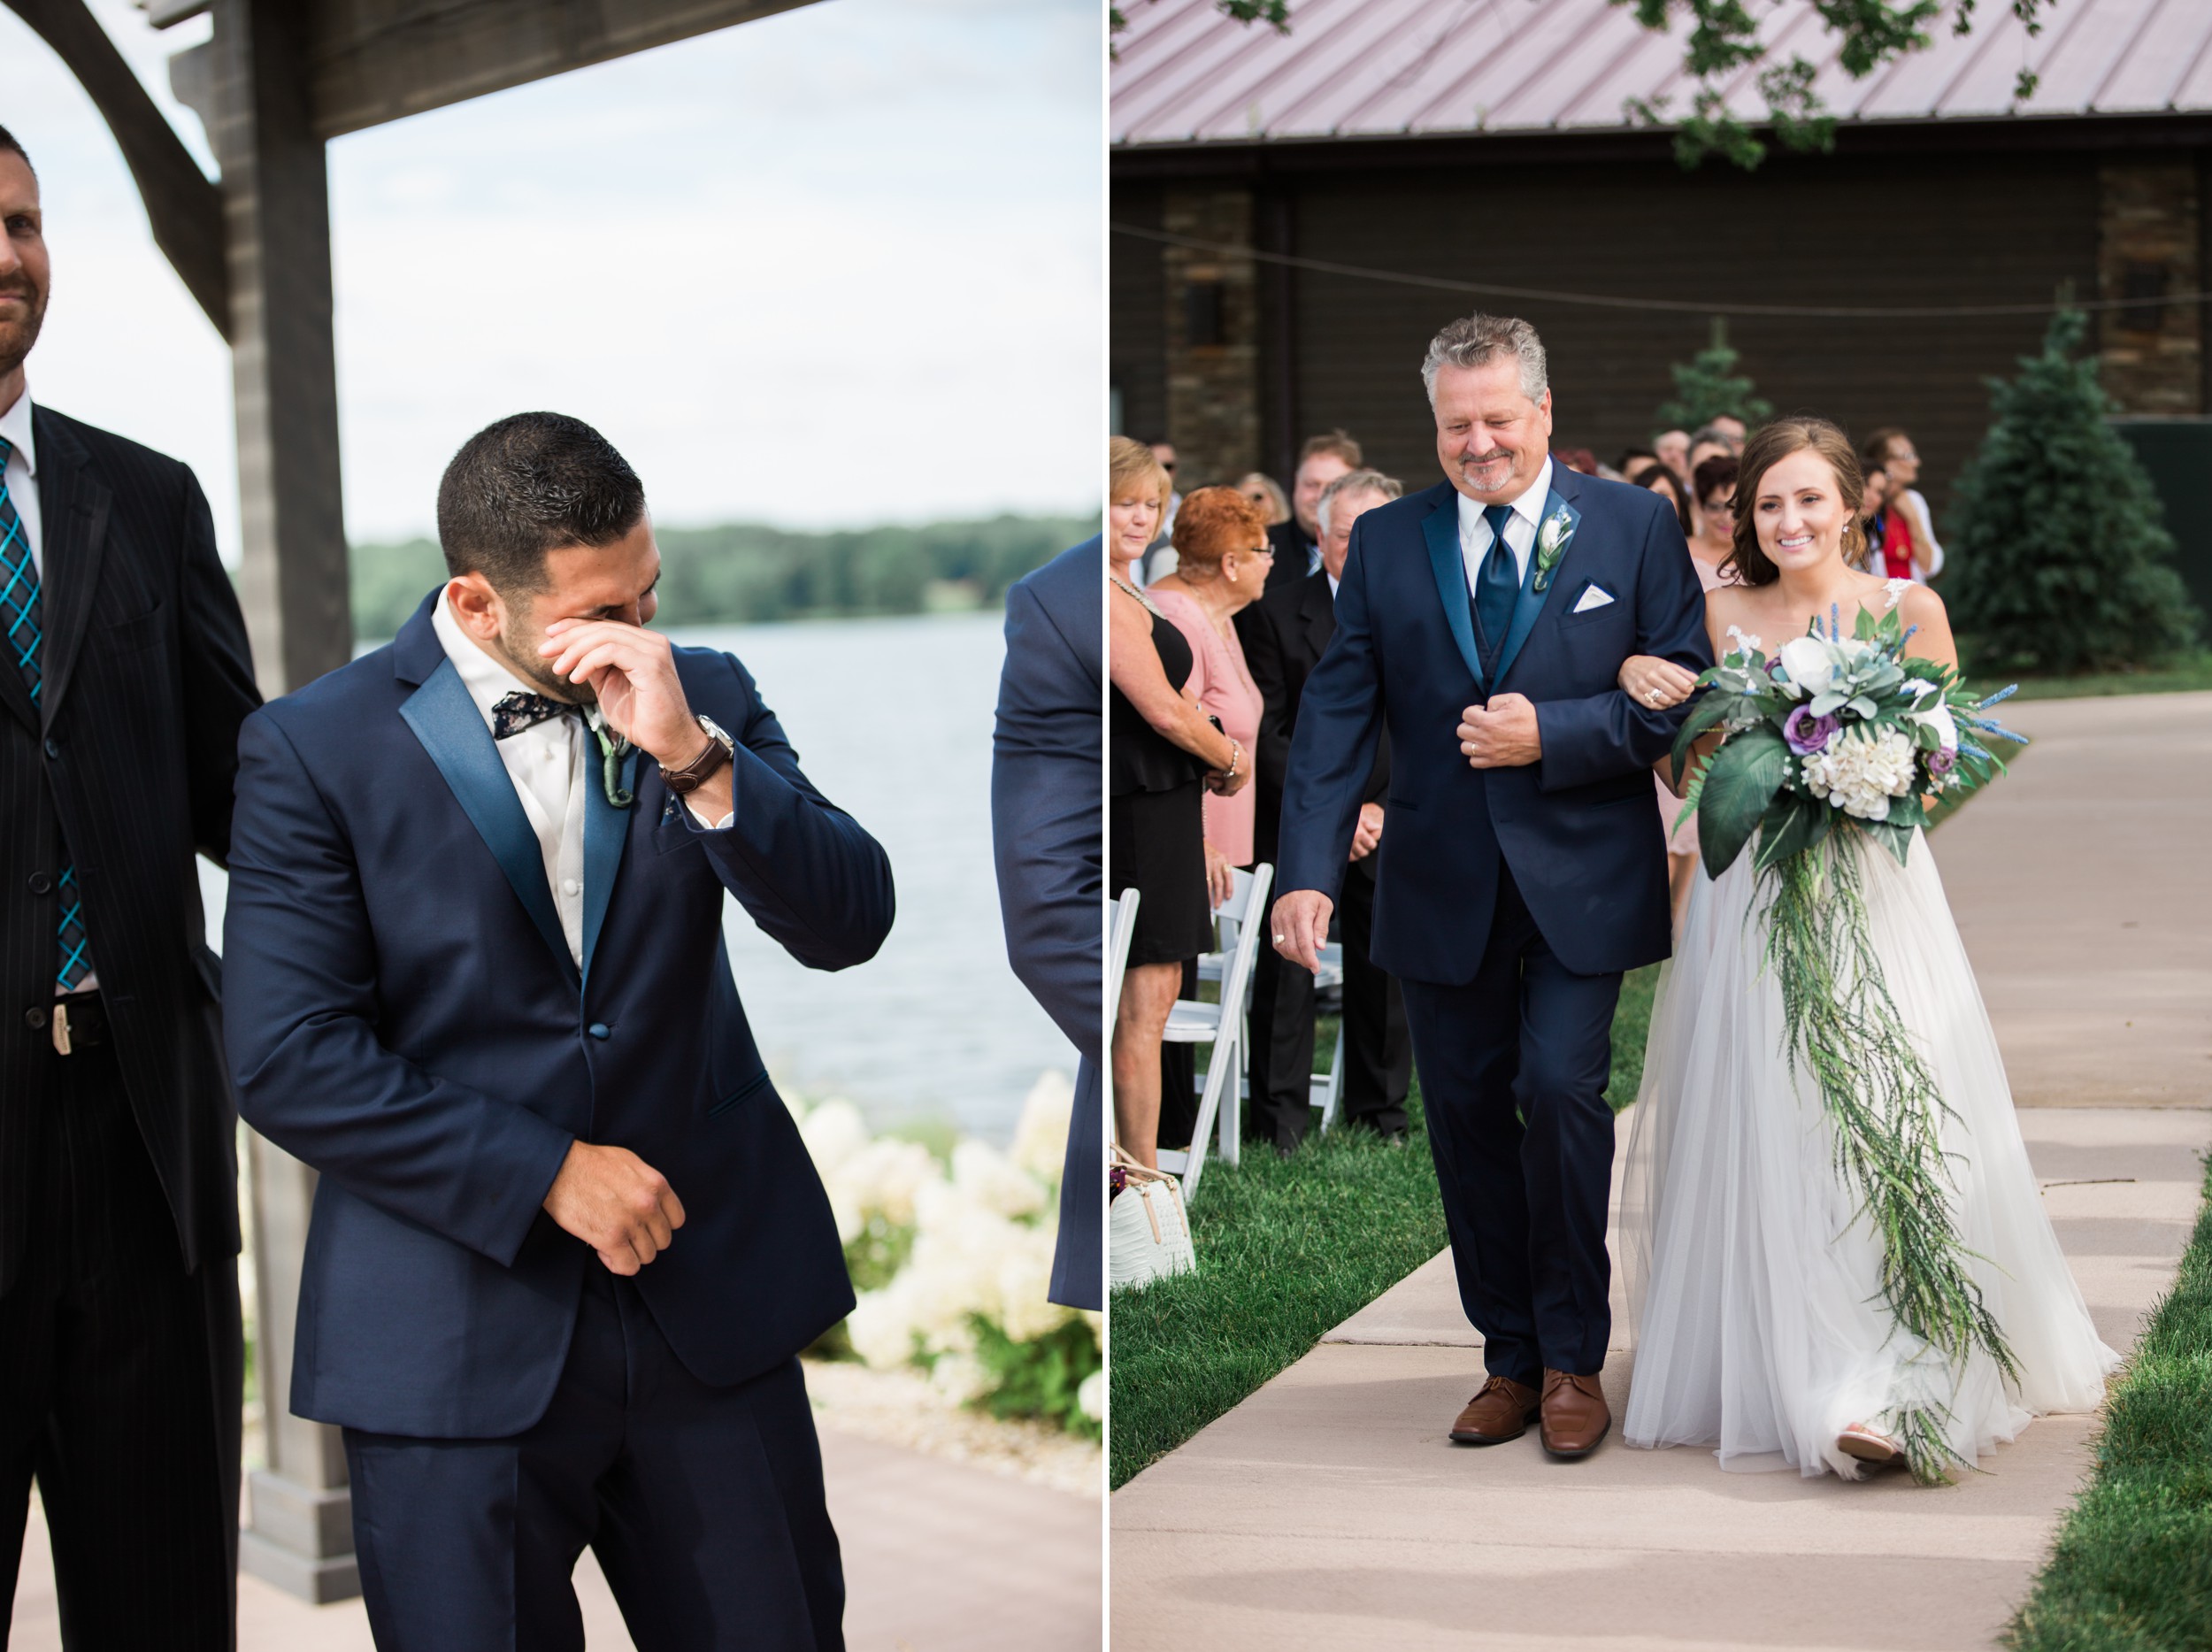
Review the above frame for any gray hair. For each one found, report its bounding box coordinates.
[1420,313,1548,406]
[1317,468,1404,538]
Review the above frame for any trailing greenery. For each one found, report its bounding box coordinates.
[1111,972,1660,1489]
[1947,311,2200,675]
[2005,1154,2212,1652]
[347,513,1092,641]
[1764,842,2016,1481]
[1654,334,1772,434]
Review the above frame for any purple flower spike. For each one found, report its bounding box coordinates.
[1784,703,1840,757]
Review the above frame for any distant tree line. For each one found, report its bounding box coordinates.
[348,513,1094,640]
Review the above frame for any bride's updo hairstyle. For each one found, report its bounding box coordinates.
[1723,417,1867,588]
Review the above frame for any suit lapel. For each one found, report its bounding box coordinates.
[580,744,638,984]
[1422,493,1486,690]
[1494,480,1582,688]
[398,656,579,986]
[30,411,111,734]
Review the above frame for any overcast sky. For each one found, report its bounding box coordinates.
[1,0,1102,551]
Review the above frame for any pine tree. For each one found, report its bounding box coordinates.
[1654,319,1774,432]
[1947,309,2200,675]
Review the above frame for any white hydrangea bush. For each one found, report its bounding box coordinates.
[793,1071,1102,1438]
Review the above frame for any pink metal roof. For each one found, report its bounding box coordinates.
[1112,0,2212,146]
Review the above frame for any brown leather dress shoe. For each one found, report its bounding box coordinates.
[1539,1368,1610,1459]
[1448,1375,1540,1445]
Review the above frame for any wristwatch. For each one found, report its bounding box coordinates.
[660,714,734,795]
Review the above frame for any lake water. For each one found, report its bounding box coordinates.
[200,610,1075,1146]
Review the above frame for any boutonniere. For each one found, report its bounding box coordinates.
[582,707,635,809]
[1532,504,1576,593]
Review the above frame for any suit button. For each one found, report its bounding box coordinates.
[24,1007,47,1031]
[42,738,59,760]
[27,872,51,895]
[587,1023,611,1041]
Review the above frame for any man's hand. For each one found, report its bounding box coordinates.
[540,619,701,770]
[1459,692,1542,769]
[1349,802,1384,862]
[1271,890,1333,973]
[542,1141,687,1276]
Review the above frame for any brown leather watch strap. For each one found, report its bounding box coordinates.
[659,726,732,795]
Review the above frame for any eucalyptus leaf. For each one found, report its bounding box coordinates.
[1847,695,1879,719]
[1809,691,1847,716]
[1698,722,1788,879]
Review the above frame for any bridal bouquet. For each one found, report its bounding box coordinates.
[1668,592,2026,879]
[1669,592,2031,1482]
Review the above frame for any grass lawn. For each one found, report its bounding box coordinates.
[1988,652,2212,703]
[2006,1152,2212,1652]
[1110,964,1661,1489]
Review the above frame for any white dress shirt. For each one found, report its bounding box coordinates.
[1456,455,1555,596]
[0,385,43,578]
[433,590,591,967]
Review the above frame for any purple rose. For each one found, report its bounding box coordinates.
[1784,703,1840,757]
[1926,746,1957,779]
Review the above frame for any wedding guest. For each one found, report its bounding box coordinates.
[1555,447,1599,476]
[1856,461,1932,583]
[1148,488,1270,899]
[1236,470,1291,526]
[1687,453,1738,581]
[1617,447,1661,482]
[1687,426,1732,477]
[226,412,894,1645]
[1859,426,1943,579]
[1710,412,1748,454]
[1637,462,1693,537]
[1137,436,1182,584]
[1108,439,1244,1169]
[1264,429,1361,594]
[0,127,261,1645]
[1243,469,1411,1153]
[1653,427,1691,481]
[992,535,1102,1311]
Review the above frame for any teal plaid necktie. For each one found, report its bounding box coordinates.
[0,435,95,992]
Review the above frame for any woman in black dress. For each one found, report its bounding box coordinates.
[1108,437,1246,1167]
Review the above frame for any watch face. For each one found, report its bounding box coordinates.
[698,714,733,748]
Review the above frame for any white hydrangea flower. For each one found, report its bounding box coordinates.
[1010,1070,1075,1183]
[1077,1370,1104,1421]
[951,1140,1048,1221]
[829,1136,937,1229]
[1801,726,1916,821]
[1724,624,1763,657]
[797,1098,870,1177]
[928,1352,992,1404]
[846,1282,920,1369]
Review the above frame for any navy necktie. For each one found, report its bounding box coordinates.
[1474,503,1519,673]
[1,434,96,993]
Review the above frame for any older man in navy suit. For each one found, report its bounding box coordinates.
[1271,316,1709,1463]
[224,414,893,1649]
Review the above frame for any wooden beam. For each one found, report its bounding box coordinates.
[2,0,229,337]
[303,0,825,140]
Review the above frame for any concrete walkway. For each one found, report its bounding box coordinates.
[12,1424,1101,1651]
[1111,691,2212,1651]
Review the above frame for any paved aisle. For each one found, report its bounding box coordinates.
[12,1425,1101,1651]
[1111,692,2212,1652]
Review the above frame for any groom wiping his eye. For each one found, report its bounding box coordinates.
[224,412,892,1649]
[1271,314,1710,1463]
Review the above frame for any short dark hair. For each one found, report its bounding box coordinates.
[435,412,645,594]
[0,126,31,175]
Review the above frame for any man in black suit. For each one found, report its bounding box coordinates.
[1262,429,1362,595]
[0,127,260,1644]
[1240,467,1410,1152]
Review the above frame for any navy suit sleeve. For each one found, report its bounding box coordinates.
[672,654,895,972]
[176,467,261,865]
[224,711,576,1267]
[1531,499,1714,793]
[990,578,1103,1066]
[1242,593,1294,802]
[1277,519,1385,904]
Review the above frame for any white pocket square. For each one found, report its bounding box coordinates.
[1571,584,1615,614]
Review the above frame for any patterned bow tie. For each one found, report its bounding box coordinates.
[491,690,579,740]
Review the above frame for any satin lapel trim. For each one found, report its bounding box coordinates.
[1494,488,1580,688]
[1422,496,1486,690]
[398,658,578,985]
[580,745,638,984]
[33,442,111,734]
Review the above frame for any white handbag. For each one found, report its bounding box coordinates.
[1109,1145,1195,1290]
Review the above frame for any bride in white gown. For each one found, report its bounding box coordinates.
[1612,419,2116,1481]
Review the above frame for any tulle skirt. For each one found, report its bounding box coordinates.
[1621,829,2117,1479]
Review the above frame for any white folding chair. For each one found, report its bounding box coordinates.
[1106,888,1141,1029]
[1311,941,1348,1132]
[1156,862,1273,1201]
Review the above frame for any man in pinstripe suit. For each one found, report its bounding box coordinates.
[0,128,261,1646]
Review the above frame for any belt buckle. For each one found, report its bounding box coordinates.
[51,1002,72,1057]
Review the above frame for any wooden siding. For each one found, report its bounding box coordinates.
[1112,181,1168,443]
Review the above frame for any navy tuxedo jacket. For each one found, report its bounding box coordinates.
[1277,468,1710,983]
[990,540,1102,1311]
[224,594,894,1438]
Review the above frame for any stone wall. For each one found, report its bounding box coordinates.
[1161,187,1261,488]
[2097,158,2202,416]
